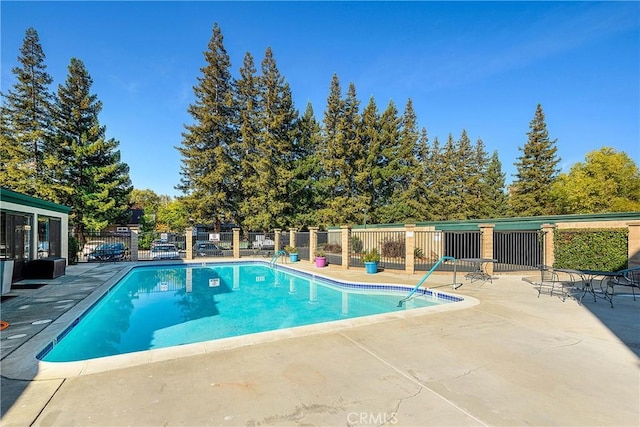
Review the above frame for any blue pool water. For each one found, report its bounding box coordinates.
[40,263,458,362]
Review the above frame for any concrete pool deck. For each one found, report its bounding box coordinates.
[1,259,639,426]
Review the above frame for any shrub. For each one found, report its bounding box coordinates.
[381,238,405,258]
[284,245,298,254]
[350,236,363,254]
[68,235,79,264]
[362,248,380,263]
[322,243,342,253]
[554,228,628,271]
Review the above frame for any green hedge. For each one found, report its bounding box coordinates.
[553,228,628,272]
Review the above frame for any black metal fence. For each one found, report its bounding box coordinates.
[493,230,543,271]
[73,230,133,262]
[295,232,310,260]
[72,226,543,271]
[350,229,406,270]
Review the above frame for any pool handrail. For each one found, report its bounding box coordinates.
[398,256,459,307]
[270,250,287,267]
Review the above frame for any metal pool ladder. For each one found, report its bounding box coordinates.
[270,250,287,267]
[398,256,459,307]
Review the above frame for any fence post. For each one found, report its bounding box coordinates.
[274,229,281,251]
[233,228,240,259]
[130,229,139,262]
[341,226,350,270]
[628,222,640,268]
[479,224,495,274]
[289,228,297,249]
[186,227,194,260]
[541,223,556,267]
[309,227,318,260]
[405,224,415,275]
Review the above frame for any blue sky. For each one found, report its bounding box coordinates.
[2,1,639,197]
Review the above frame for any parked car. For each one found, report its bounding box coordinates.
[252,237,275,250]
[82,240,106,256]
[151,243,181,260]
[194,242,224,257]
[88,242,129,262]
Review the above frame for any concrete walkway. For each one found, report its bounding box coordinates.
[1,260,638,426]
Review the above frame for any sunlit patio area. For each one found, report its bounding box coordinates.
[1,259,638,426]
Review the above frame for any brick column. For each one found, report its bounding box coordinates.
[233,228,240,259]
[405,224,416,275]
[479,224,495,274]
[274,229,281,251]
[186,227,194,260]
[628,222,640,269]
[289,228,297,248]
[341,226,350,269]
[541,223,557,267]
[309,227,319,259]
[130,229,139,261]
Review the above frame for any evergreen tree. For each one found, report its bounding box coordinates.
[252,47,298,230]
[356,97,382,223]
[509,104,560,216]
[437,133,460,220]
[378,99,423,222]
[177,23,236,231]
[235,51,262,229]
[465,137,490,219]
[289,102,323,227]
[0,27,54,197]
[375,100,401,223]
[53,57,132,236]
[484,150,508,218]
[317,74,345,226]
[424,136,446,221]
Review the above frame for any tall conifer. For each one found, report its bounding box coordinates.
[53,58,132,236]
[509,104,560,216]
[0,27,54,197]
[177,23,236,230]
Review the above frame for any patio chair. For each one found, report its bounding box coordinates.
[607,267,640,304]
[523,265,567,302]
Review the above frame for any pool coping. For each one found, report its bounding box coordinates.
[1,259,478,380]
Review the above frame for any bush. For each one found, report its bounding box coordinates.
[362,248,380,263]
[381,238,405,259]
[284,245,298,254]
[554,228,628,271]
[350,236,363,254]
[68,235,79,264]
[322,243,342,253]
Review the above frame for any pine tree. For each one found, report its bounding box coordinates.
[177,23,237,230]
[509,104,560,216]
[53,57,132,236]
[424,136,446,221]
[465,137,490,219]
[375,100,401,223]
[253,46,298,230]
[317,74,345,226]
[484,150,507,218]
[235,51,262,229]
[0,27,54,197]
[356,97,381,223]
[289,102,323,226]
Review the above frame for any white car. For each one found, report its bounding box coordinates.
[150,243,181,260]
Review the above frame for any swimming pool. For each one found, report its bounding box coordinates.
[38,262,464,363]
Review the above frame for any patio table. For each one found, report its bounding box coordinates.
[555,268,622,308]
[460,258,497,283]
